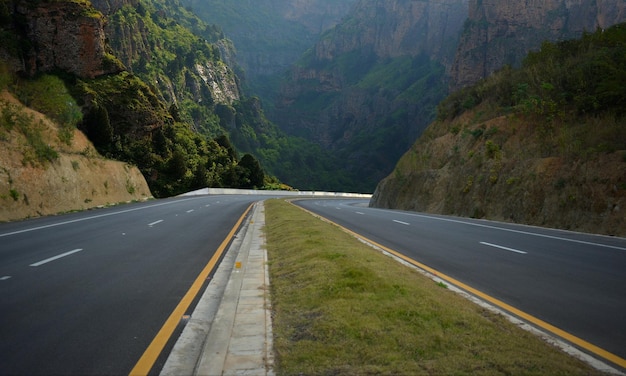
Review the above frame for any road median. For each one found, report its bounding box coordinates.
[264,199,608,375]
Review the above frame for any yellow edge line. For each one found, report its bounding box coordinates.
[293,202,626,369]
[129,203,254,376]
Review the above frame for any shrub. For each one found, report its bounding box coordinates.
[15,75,83,129]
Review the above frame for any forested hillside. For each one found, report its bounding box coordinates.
[99,0,358,191]
[0,0,279,198]
[371,25,626,236]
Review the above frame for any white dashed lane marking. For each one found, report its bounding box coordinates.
[30,249,84,267]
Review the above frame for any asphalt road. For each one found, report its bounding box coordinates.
[0,195,261,375]
[295,199,626,368]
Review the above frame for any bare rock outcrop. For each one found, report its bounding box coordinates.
[313,0,468,66]
[450,0,626,90]
[12,0,123,79]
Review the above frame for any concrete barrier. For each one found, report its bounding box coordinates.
[180,187,372,199]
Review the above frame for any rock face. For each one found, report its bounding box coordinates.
[13,0,122,79]
[450,0,626,90]
[311,0,468,67]
[101,1,241,109]
[182,0,358,86]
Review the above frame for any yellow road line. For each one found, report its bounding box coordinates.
[129,203,254,376]
[294,202,626,370]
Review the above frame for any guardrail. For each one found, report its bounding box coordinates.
[180,188,372,199]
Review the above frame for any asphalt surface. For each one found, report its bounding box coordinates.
[2,194,625,373]
[295,199,626,367]
[0,195,261,375]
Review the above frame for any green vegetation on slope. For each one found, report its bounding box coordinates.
[439,24,626,123]
[373,24,626,235]
[0,0,274,197]
[107,0,228,136]
[266,199,601,374]
[102,0,349,192]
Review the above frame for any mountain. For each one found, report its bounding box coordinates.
[180,0,357,98]
[0,0,277,202]
[272,0,469,192]
[450,0,626,90]
[371,24,626,236]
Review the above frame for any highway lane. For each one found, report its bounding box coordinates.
[0,195,261,375]
[294,198,626,368]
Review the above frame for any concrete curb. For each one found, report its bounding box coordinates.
[161,202,274,375]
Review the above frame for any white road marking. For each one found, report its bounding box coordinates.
[1,276,11,281]
[148,220,164,227]
[186,210,195,213]
[30,249,83,267]
[0,198,205,238]
[403,213,626,251]
[393,220,410,226]
[205,204,211,207]
[356,212,365,215]
[480,242,527,254]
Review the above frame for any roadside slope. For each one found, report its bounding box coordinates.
[0,91,151,221]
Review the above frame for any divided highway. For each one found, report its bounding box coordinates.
[2,194,625,373]
[0,195,262,375]
[295,199,626,370]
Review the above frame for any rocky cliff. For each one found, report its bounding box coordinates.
[311,0,468,67]
[182,0,357,95]
[96,0,241,112]
[4,0,123,79]
[450,0,626,90]
[0,0,250,203]
[0,0,153,220]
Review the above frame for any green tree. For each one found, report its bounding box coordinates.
[239,153,265,189]
[215,134,238,161]
[168,149,187,179]
[82,105,113,148]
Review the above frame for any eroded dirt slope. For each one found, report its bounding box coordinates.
[0,91,151,221]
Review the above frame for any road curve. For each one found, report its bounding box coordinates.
[294,198,626,370]
[0,195,261,375]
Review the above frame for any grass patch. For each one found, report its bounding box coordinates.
[265,199,601,375]
[1,100,58,166]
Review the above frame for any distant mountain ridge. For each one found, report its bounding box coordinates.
[181,0,357,96]
[272,0,469,191]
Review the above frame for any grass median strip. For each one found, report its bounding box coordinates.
[265,199,602,375]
